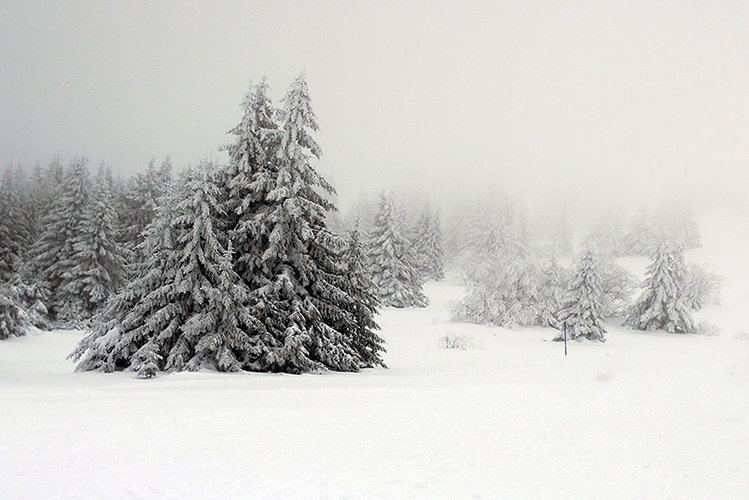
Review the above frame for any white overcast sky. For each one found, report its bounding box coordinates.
[1,0,747,207]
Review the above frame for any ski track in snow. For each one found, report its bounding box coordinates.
[2,212,749,499]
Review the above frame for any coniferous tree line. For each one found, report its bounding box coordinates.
[1,75,446,373]
[0,72,719,360]
[70,74,388,375]
[339,190,446,308]
[443,192,717,341]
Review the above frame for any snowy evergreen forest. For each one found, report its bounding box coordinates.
[0,75,724,374]
[4,0,749,495]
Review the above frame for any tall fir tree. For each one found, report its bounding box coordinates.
[536,257,565,328]
[555,250,607,342]
[654,203,701,251]
[624,205,653,256]
[59,166,126,321]
[117,158,173,269]
[550,210,573,257]
[0,166,33,280]
[1,163,51,328]
[445,192,524,272]
[584,210,626,258]
[342,220,385,366]
[412,204,445,281]
[625,238,695,333]
[220,77,279,286]
[0,195,16,281]
[368,192,428,308]
[241,73,376,372]
[32,158,90,319]
[70,162,264,376]
[73,74,386,375]
[26,158,65,241]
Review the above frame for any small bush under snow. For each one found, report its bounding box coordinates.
[439,333,480,350]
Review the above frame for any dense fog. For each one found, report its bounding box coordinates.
[1,1,746,217]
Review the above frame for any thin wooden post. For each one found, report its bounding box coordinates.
[563,321,568,356]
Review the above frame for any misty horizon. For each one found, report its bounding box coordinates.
[2,1,747,212]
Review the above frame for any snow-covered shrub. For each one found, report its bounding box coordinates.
[684,263,722,310]
[695,320,720,336]
[599,260,636,319]
[439,333,479,350]
[452,253,539,328]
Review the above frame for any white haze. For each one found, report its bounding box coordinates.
[1,0,747,212]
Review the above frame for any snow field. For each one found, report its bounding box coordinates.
[2,277,748,499]
[2,209,748,499]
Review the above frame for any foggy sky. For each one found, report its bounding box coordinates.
[1,0,747,209]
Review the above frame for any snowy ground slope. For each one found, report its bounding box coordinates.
[1,212,748,499]
[2,284,748,499]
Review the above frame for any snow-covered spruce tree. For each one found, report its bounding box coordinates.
[0,166,33,281]
[624,206,654,256]
[242,73,387,372]
[555,250,607,342]
[24,158,65,243]
[25,163,47,240]
[653,203,700,251]
[11,280,48,329]
[550,211,573,257]
[0,204,15,281]
[116,157,173,269]
[219,77,279,286]
[59,167,126,321]
[341,220,385,367]
[412,203,445,281]
[625,238,695,333]
[446,192,525,273]
[584,210,626,258]
[536,257,566,328]
[0,165,51,328]
[70,162,264,376]
[368,192,428,308]
[218,73,385,372]
[451,252,539,328]
[32,158,90,319]
[344,191,378,233]
[0,284,30,339]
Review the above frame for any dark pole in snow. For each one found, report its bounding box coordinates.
[563,321,568,356]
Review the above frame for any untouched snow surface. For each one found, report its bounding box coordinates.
[2,282,748,499]
[2,210,749,499]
